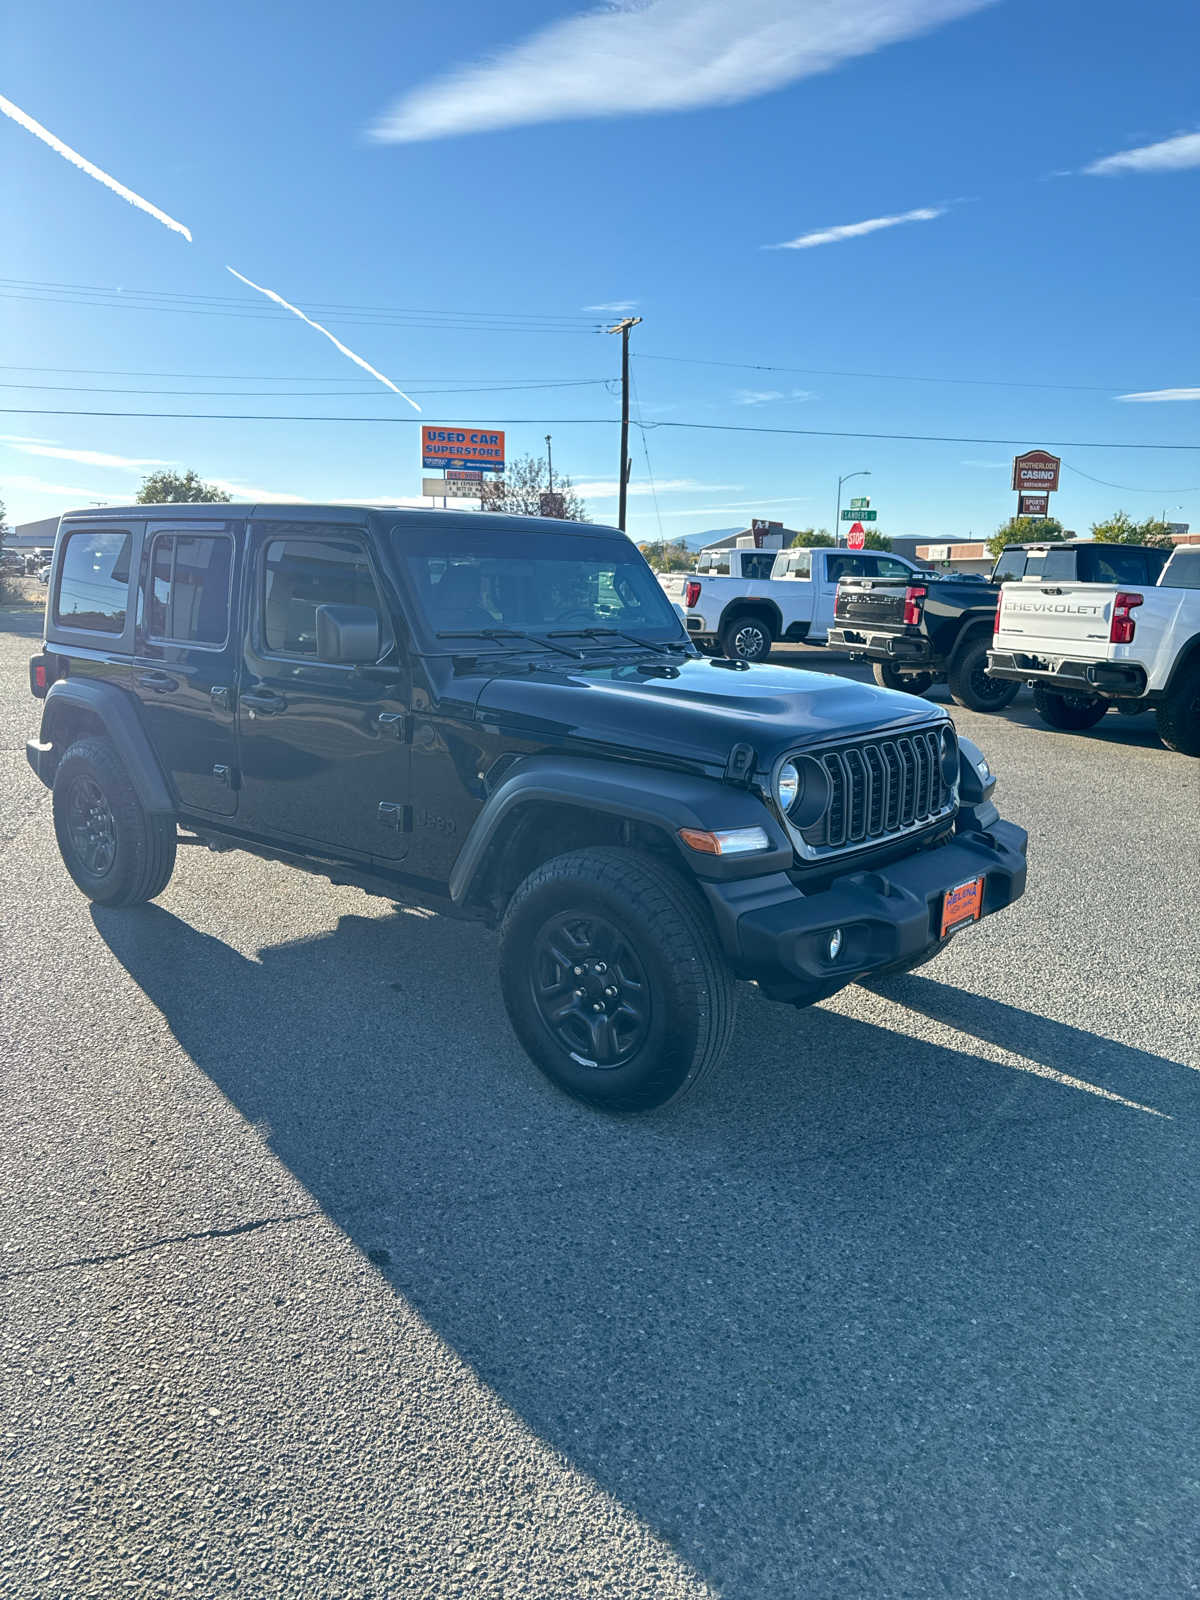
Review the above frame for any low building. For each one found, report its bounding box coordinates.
[8,515,61,551]
[917,529,1198,575]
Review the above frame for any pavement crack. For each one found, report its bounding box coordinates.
[0,1207,321,1282]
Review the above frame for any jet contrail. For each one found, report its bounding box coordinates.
[225,267,421,410]
[0,92,192,241]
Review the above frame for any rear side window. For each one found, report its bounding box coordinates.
[1162,549,1200,589]
[697,552,730,575]
[146,534,234,645]
[54,530,132,633]
[777,550,812,579]
[262,535,386,658]
[741,553,776,580]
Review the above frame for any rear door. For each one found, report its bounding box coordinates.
[132,521,240,816]
[235,522,412,860]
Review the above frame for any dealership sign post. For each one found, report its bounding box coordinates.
[1012,450,1060,523]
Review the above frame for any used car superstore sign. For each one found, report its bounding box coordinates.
[422,426,506,471]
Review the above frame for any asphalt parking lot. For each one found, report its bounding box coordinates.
[3,588,1199,1600]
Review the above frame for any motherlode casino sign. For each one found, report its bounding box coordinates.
[1011,450,1061,494]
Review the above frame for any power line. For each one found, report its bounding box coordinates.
[3,405,1199,451]
[1062,462,1200,494]
[638,350,1159,396]
[0,378,614,398]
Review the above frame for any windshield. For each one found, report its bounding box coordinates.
[394,526,686,646]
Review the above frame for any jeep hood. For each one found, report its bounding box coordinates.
[475,656,945,771]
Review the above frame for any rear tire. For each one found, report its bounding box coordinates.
[871,661,936,696]
[719,615,773,664]
[499,846,736,1111]
[52,737,177,906]
[1155,660,1200,756]
[947,636,1019,712]
[1032,687,1108,732]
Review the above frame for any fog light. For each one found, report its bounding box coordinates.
[827,928,843,960]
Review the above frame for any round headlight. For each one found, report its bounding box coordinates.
[777,761,800,812]
[939,724,959,784]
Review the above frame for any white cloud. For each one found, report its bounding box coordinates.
[206,478,309,503]
[733,387,813,405]
[1115,387,1200,403]
[0,92,192,241]
[659,497,808,516]
[1085,132,1200,177]
[371,0,993,142]
[768,205,945,250]
[584,300,639,313]
[574,477,742,498]
[1,472,127,500]
[1,440,168,470]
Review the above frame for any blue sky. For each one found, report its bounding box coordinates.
[2,0,1199,542]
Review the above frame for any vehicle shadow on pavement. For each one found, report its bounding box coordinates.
[93,901,1200,1600]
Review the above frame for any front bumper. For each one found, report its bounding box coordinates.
[828,626,933,664]
[987,650,1151,701]
[700,816,1028,1003]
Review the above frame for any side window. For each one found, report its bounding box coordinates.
[261,534,387,659]
[872,557,913,579]
[780,550,812,579]
[146,534,234,645]
[1024,552,1048,580]
[826,555,868,583]
[54,529,133,633]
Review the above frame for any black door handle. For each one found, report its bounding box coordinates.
[136,670,178,692]
[240,689,286,715]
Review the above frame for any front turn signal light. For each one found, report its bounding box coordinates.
[678,826,771,856]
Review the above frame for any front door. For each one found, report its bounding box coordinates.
[235,523,411,860]
[131,521,240,816]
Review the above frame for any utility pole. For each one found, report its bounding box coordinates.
[545,434,554,493]
[608,316,642,532]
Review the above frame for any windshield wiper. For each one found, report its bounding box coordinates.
[434,628,583,660]
[547,627,688,655]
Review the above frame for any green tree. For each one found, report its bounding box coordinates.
[136,469,232,504]
[478,454,587,521]
[637,538,694,573]
[788,528,835,548]
[986,515,1066,560]
[1090,509,1174,549]
[860,529,893,551]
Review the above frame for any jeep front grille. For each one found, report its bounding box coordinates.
[795,727,955,858]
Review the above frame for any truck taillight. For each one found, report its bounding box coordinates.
[684,580,701,608]
[902,585,927,627]
[994,594,1003,634]
[1109,591,1143,645]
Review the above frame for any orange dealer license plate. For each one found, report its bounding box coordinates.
[940,877,984,939]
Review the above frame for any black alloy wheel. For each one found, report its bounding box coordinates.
[64,774,118,878]
[51,737,177,905]
[947,637,1019,712]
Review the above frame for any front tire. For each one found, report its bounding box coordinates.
[1155,660,1200,756]
[947,636,1019,712]
[1032,687,1108,731]
[499,847,736,1111]
[52,737,177,906]
[871,661,936,696]
[719,614,773,663]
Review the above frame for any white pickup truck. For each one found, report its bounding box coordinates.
[989,544,1200,755]
[659,545,923,662]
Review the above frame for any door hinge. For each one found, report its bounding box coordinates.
[377,711,410,741]
[378,801,412,831]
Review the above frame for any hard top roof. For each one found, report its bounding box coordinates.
[54,504,628,540]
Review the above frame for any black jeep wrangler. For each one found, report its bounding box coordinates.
[27,505,1027,1110]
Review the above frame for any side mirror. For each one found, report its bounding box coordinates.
[315,603,380,664]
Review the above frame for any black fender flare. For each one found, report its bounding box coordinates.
[448,755,792,904]
[37,680,176,815]
[718,599,783,641]
[946,615,997,667]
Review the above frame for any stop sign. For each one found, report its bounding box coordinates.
[847,522,866,550]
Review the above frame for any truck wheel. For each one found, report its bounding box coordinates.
[719,615,772,663]
[52,737,177,906]
[499,846,736,1111]
[947,637,1019,712]
[1155,661,1200,756]
[1032,688,1108,731]
[872,661,936,696]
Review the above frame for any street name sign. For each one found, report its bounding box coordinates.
[841,508,877,521]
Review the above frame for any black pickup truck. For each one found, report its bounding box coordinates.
[828,539,1171,712]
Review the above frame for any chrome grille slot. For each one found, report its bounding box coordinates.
[795,727,955,860]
